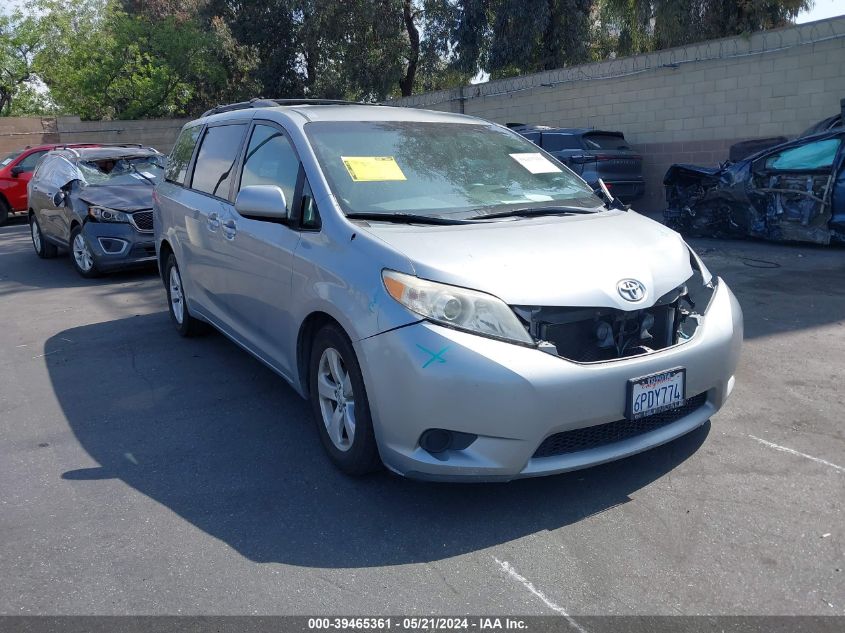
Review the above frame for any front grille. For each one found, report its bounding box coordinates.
[532,393,708,458]
[130,210,154,233]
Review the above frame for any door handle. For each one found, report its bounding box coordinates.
[221,218,237,240]
[207,212,220,231]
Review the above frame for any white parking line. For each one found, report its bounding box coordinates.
[748,435,844,473]
[492,557,587,633]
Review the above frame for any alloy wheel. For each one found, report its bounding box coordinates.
[72,233,94,272]
[31,221,41,252]
[316,347,356,451]
[169,266,185,325]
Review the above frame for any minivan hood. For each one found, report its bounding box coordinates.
[79,185,154,212]
[360,210,693,309]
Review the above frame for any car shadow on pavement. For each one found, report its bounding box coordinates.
[48,312,708,568]
[0,220,158,298]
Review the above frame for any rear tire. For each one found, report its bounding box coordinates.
[69,225,101,278]
[308,323,381,475]
[30,214,58,259]
[165,254,206,337]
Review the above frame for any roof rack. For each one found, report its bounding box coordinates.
[201,97,372,118]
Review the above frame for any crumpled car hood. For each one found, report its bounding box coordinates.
[78,185,154,212]
[361,210,693,309]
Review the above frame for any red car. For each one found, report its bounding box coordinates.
[0,144,99,225]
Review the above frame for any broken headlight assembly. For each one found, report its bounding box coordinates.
[382,269,534,346]
[88,206,129,223]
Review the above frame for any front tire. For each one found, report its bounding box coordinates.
[0,198,10,227]
[69,225,101,278]
[309,323,381,475]
[164,254,206,337]
[31,214,58,258]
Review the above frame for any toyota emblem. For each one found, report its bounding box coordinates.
[617,279,646,302]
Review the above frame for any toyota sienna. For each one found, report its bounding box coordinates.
[153,99,743,481]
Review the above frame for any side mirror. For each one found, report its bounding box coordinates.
[234,185,289,222]
[10,166,24,177]
[52,191,66,207]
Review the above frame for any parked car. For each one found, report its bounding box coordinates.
[509,124,645,202]
[155,99,742,481]
[0,143,98,226]
[664,127,845,244]
[28,145,163,277]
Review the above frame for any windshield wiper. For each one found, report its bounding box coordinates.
[346,212,478,225]
[473,205,603,220]
[128,162,156,186]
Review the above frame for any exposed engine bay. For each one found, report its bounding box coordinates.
[513,269,716,363]
[663,129,845,245]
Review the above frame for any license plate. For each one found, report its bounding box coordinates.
[626,368,686,420]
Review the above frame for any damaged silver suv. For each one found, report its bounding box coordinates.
[154,99,743,481]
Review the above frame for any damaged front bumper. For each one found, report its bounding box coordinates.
[355,280,742,482]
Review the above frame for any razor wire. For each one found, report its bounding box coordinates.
[389,17,845,109]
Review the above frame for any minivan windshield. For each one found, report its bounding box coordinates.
[77,155,164,186]
[305,121,602,219]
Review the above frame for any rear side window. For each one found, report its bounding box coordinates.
[239,123,300,213]
[191,124,246,198]
[165,125,202,185]
[582,133,630,150]
[541,134,581,151]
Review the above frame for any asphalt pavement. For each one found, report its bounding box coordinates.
[1,216,843,616]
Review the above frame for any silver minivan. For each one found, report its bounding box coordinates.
[154,99,743,481]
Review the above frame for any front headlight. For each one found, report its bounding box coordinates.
[382,270,534,345]
[88,206,129,223]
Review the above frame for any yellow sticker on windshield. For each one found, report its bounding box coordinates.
[341,156,407,182]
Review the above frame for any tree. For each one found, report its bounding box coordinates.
[33,0,257,119]
[0,10,47,115]
[599,0,812,55]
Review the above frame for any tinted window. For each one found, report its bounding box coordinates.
[165,125,202,185]
[239,124,299,213]
[191,124,246,198]
[765,138,841,170]
[582,133,630,150]
[17,150,46,172]
[301,179,321,230]
[541,134,581,151]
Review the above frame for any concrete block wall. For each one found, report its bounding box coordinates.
[0,117,59,154]
[0,116,188,157]
[391,16,845,213]
[55,117,189,153]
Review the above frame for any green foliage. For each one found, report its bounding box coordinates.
[0,0,815,119]
[32,0,256,120]
[0,8,46,115]
[598,0,812,55]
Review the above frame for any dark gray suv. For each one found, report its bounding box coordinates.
[510,125,645,202]
[28,146,163,277]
